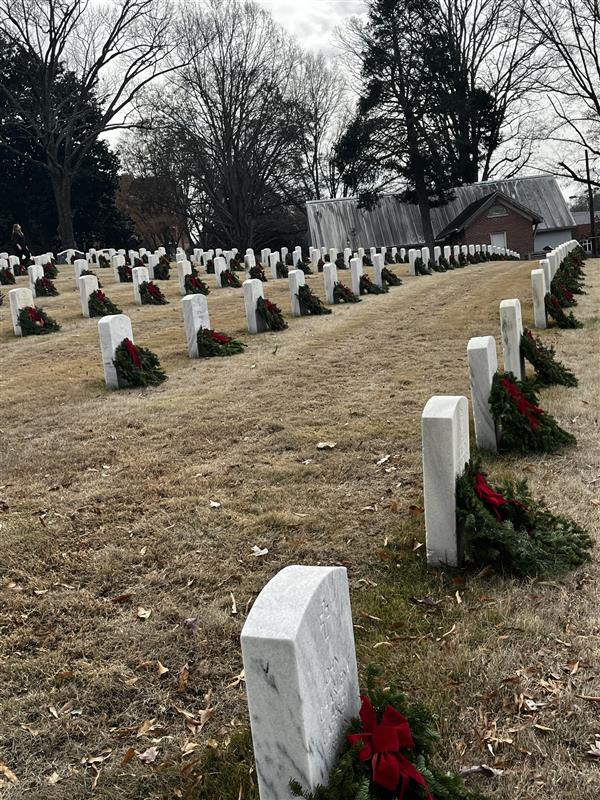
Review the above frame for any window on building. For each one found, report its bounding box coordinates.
[487,204,509,218]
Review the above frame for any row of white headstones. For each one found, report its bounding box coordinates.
[238,239,579,800]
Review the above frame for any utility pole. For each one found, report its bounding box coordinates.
[585,150,597,256]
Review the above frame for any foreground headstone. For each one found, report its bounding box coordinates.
[177,260,192,296]
[132,266,149,305]
[98,314,133,389]
[422,395,470,567]
[8,287,35,336]
[467,336,498,453]
[182,294,211,358]
[243,278,267,334]
[350,258,363,295]
[241,565,360,800]
[288,269,305,316]
[79,274,99,318]
[531,269,547,329]
[499,298,524,380]
[323,262,337,304]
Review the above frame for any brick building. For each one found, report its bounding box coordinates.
[434,191,542,255]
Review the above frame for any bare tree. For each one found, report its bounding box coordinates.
[0,0,179,246]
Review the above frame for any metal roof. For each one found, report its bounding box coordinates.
[306,176,576,249]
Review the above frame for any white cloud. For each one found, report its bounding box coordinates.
[256,0,367,50]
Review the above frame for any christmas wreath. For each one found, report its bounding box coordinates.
[34,276,59,296]
[456,458,592,576]
[276,261,289,278]
[362,254,373,267]
[81,268,102,288]
[142,254,149,264]
[438,256,450,271]
[448,254,458,268]
[0,267,15,285]
[118,264,133,283]
[184,273,210,295]
[43,262,58,279]
[291,671,488,800]
[520,330,577,387]
[256,296,287,330]
[382,267,402,287]
[317,257,326,271]
[133,257,145,267]
[297,259,313,275]
[196,327,247,358]
[489,372,576,453]
[385,251,395,265]
[297,284,332,315]
[457,253,467,267]
[395,252,404,264]
[88,289,121,317]
[205,258,215,274]
[113,337,166,388]
[249,264,268,282]
[430,259,446,272]
[221,269,242,288]
[360,274,387,295]
[153,257,171,280]
[140,280,168,305]
[550,278,577,308]
[335,255,348,271]
[414,257,432,276]
[333,282,361,304]
[18,306,60,335]
[544,294,583,329]
[98,254,110,268]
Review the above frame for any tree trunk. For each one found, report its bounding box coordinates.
[49,169,76,248]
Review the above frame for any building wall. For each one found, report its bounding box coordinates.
[534,229,574,251]
[461,205,536,256]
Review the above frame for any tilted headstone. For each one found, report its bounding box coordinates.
[98,314,134,389]
[132,266,149,306]
[531,269,547,329]
[241,565,360,800]
[8,287,35,336]
[499,298,524,380]
[243,278,268,334]
[422,395,470,567]
[467,336,498,453]
[372,253,384,288]
[350,257,363,296]
[79,274,99,318]
[177,260,193,296]
[288,269,305,316]
[182,294,210,358]
[214,256,227,288]
[28,264,44,297]
[323,262,337,304]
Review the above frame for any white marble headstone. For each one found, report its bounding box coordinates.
[531,269,547,329]
[79,274,99,318]
[288,269,305,316]
[499,298,524,380]
[8,287,35,336]
[177,260,193,296]
[243,278,267,334]
[132,266,149,306]
[323,262,337,304]
[98,314,133,389]
[467,336,498,453]
[350,258,363,296]
[182,294,211,358]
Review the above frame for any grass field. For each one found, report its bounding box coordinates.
[1,257,598,799]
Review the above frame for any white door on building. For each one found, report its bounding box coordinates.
[490,231,507,249]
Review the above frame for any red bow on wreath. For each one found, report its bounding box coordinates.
[500,377,543,431]
[123,337,142,369]
[96,290,106,303]
[208,330,231,345]
[27,306,44,326]
[347,696,432,799]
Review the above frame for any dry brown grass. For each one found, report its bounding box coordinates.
[0,258,598,799]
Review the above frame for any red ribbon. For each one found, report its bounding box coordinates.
[95,290,106,303]
[347,696,431,799]
[27,306,44,326]
[123,337,142,369]
[148,282,162,300]
[551,295,560,309]
[500,377,543,431]
[207,329,232,345]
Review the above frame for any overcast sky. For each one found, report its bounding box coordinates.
[256,0,367,49]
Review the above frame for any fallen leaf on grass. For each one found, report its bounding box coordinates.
[316,441,336,449]
[408,505,424,515]
[251,545,268,557]
[209,500,221,509]
[156,661,169,677]
[376,455,390,466]
[176,663,190,694]
[459,764,504,778]
[47,771,61,785]
[226,669,245,689]
[111,592,134,603]
[81,751,112,766]
[586,741,600,759]
[0,762,18,784]
[121,748,136,766]
[173,705,215,735]
[137,747,158,764]
[137,606,151,620]
[230,593,237,615]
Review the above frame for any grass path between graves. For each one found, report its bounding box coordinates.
[0,258,599,799]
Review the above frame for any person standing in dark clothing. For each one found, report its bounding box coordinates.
[11,224,31,264]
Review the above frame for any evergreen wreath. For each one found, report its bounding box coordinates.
[456,458,592,576]
[0,267,15,285]
[276,260,289,278]
[291,669,489,800]
[18,305,60,335]
[317,257,326,272]
[34,276,59,296]
[458,253,467,267]
[362,254,374,267]
[196,327,247,357]
[140,280,168,305]
[333,282,361,304]
[414,257,432,276]
[118,264,133,282]
[384,251,395,265]
[221,269,242,288]
[297,283,332,315]
[395,252,403,264]
[81,268,102,287]
[184,273,210,295]
[544,294,583,329]
[297,259,313,275]
[113,337,167,388]
[133,257,145,267]
[43,262,58,279]
[520,329,577,387]
[206,258,215,274]
[256,296,287,330]
[154,257,171,280]
[142,254,149,264]
[438,256,450,270]
[489,372,576,453]
[249,264,268,282]
[550,278,577,308]
[381,267,402,286]
[448,254,458,268]
[98,254,110,268]
[430,259,446,272]
[285,252,294,266]
[360,274,387,295]
[88,289,121,317]
[335,256,348,270]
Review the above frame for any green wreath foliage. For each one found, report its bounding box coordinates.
[544,294,583,328]
[438,256,450,270]
[221,269,242,288]
[140,280,168,305]
[0,267,15,285]
[249,264,268,282]
[118,264,133,283]
[333,282,361,304]
[297,259,313,275]
[154,257,171,280]
[184,273,210,295]
[88,289,121,317]
[18,306,60,335]
[520,330,577,387]
[196,327,247,357]
[456,458,592,576]
[98,254,110,268]
[490,372,575,453]
[43,262,58,279]
[430,259,446,272]
[550,278,577,308]
[276,261,289,278]
[34,276,58,296]
[81,269,102,288]
[113,338,167,388]
[256,296,288,330]
[414,257,432,275]
[381,267,402,286]
[359,274,387,294]
[298,283,332,314]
